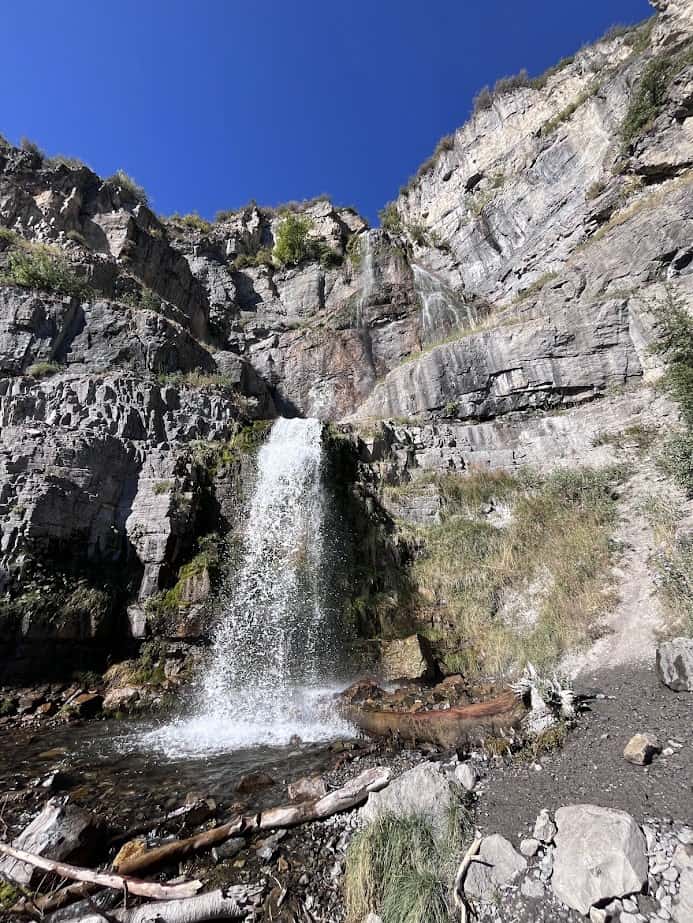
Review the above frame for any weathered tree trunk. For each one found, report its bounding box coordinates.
[118,766,390,877]
[0,842,201,901]
[59,886,263,923]
[343,691,525,749]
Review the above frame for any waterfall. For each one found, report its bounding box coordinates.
[355,230,376,327]
[143,417,353,756]
[413,263,473,341]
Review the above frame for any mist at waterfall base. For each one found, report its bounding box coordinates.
[142,417,355,758]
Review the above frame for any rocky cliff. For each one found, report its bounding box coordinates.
[0,0,691,680]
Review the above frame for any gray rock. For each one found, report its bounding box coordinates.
[464,834,527,901]
[533,809,557,844]
[520,837,541,857]
[657,639,693,692]
[379,635,434,681]
[552,804,648,915]
[360,762,458,842]
[624,733,662,766]
[287,776,328,802]
[454,761,477,792]
[0,797,99,886]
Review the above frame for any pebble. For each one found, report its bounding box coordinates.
[520,837,541,857]
[520,877,545,899]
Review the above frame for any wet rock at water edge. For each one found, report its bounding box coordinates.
[624,733,661,766]
[236,771,275,794]
[288,775,327,802]
[0,797,102,886]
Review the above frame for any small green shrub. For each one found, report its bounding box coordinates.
[658,432,693,497]
[272,214,313,266]
[20,136,44,159]
[1,246,90,298]
[66,229,88,247]
[48,154,88,170]
[172,212,212,233]
[0,227,18,246]
[379,203,402,234]
[621,45,693,146]
[27,361,62,379]
[153,480,173,495]
[346,234,363,267]
[319,246,343,269]
[106,169,149,206]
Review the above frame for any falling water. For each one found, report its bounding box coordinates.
[355,230,377,327]
[142,417,353,756]
[413,263,473,342]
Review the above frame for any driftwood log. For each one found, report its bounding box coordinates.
[343,690,525,749]
[60,885,263,923]
[118,766,391,878]
[0,842,201,902]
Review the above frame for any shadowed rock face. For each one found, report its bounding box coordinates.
[0,1,691,672]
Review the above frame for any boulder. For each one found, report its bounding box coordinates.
[464,834,527,901]
[360,762,458,841]
[552,805,648,915]
[0,798,100,886]
[236,771,274,795]
[657,638,693,692]
[520,837,541,857]
[287,776,327,802]
[379,635,433,681]
[623,733,661,766]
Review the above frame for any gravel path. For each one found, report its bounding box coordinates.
[478,665,692,842]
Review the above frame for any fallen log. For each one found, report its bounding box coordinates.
[59,885,263,923]
[343,690,525,749]
[118,766,391,877]
[116,816,247,877]
[0,842,202,902]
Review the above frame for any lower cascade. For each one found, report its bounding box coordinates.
[145,417,353,756]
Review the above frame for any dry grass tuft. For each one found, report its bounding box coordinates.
[403,466,625,678]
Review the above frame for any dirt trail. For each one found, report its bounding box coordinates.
[562,463,667,678]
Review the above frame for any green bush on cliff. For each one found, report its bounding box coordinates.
[1,245,91,298]
[622,45,693,146]
[378,203,402,234]
[272,214,313,266]
[106,169,149,206]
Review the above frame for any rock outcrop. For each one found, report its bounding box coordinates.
[0,0,691,676]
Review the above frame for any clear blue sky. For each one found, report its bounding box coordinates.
[2,0,651,223]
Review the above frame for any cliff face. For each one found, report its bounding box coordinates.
[0,0,691,676]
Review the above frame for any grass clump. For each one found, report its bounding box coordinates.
[27,361,62,379]
[106,169,149,206]
[540,81,601,137]
[345,804,469,923]
[171,212,212,233]
[408,466,623,677]
[1,245,91,298]
[231,248,274,271]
